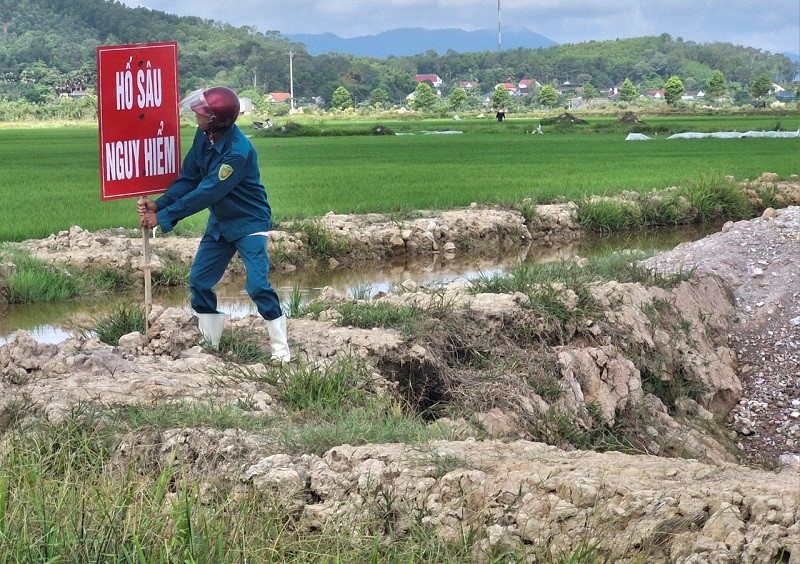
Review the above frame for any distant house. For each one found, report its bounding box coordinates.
[494,82,518,94]
[414,74,443,88]
[456,80,479,92]
[681,90,705,100]
[557,81,577,95]
[647,89,665,99]
[239,98,254,114]
[268,92,292,104]
[517,78,541,95]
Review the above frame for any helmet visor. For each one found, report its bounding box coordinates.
[179,89,215,123]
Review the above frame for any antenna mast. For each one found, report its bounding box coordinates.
[288,51,295,112]
[497,0,502,51]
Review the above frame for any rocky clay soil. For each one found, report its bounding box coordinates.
[643,206,800,468]
[2,174,800,562]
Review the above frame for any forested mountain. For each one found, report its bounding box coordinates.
[0,0,796,108]
[286,28,558,58]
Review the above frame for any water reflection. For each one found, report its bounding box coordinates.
[0,223,719,345]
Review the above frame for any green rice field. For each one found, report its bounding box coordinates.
[1,115,798,241]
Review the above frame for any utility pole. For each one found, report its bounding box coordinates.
[497,0,502,51]
[288,50,295,112]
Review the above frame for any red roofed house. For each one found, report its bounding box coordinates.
[414,74,443,88]
[517,79,541,95]
[268,92,292,103]
[495,82,518,94]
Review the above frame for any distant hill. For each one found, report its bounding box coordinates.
[1,0,796,107]
[285,27,558,58]
[784,52,800,80]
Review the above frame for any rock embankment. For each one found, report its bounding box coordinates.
[123,430,800,564]
[643,206,800,466]
[1,317,798,561]
[17,203,582,278]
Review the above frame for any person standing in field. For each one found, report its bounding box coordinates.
[137,85,290,363]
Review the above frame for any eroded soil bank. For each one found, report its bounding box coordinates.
[2,175,800,562]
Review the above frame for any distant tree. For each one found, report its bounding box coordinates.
[370,86,390,108]
[410,82,437,111]
[238,88,269,114]
[707,70,726,99]
[448,86,467,110]
[4,1,800,119]
[796,83,800,102]
[663,76,685,105]
[750,73,773,99]
[730,83,752,105]
[537,84,559,107]
[491,84,512,109]
[582,83,599,100]
[619,78,638,102]
[21,83,56,104]
[331,86,353,110]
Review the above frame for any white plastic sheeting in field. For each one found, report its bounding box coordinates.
[667,130,800,139]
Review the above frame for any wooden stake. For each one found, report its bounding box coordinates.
[142,226,152,344]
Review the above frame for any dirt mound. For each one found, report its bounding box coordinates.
[540,112,589,126]
[619,111,643,124]
[371,124,394,135]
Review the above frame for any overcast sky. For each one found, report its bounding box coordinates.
[121,0,800,55]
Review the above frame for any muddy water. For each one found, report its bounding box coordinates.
[0,225,718,344]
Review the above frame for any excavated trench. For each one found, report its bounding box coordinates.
[1,223,718,345]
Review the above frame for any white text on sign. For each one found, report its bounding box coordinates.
[104,134,177,181]
[115,59,164,111]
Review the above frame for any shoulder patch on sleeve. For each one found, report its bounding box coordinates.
[218,164,234,181]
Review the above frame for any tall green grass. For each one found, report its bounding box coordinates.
[1,116,798,241]
[576,174,774,232]
[0,244,134,303]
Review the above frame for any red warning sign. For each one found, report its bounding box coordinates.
[97,41,181,200]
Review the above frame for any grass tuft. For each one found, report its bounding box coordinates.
[273,357,371,412]
[678,174,754,222]
[217,327,270,363]
[288,220,349,260]
[81,303,145,345]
